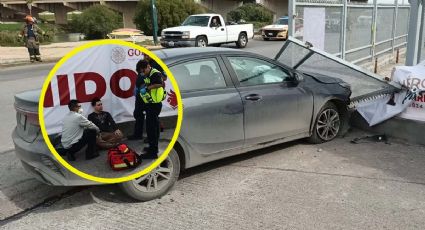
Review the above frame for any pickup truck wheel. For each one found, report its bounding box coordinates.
[236,32,248,48]
[195,36,208,47]
[308,102,341,144]
[119,149,180,201]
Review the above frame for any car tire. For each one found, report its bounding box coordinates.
[119,149,181,201]
[263,37,270,41]
[195,36,208,47]
[308,102,341,144]
[236,32,248,48]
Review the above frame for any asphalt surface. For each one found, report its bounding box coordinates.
[1,39,425,229]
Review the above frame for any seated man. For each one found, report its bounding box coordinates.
[61,100,100,161]
[88,97,124,149]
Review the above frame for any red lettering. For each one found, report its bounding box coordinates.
[57,75,70,106]
[417,93,424,102]
[74,72,106,103]
[110,69,137,99]
[43,83,53,107]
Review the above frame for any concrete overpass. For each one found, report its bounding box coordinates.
[0,0,287,28]
[0,0,138,27]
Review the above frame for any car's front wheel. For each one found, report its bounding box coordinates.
[119,149,180,201]
[195,36,208,47]
[308,102,341,144]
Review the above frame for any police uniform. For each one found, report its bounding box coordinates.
[130,73,147,140]
[139,68,166,157]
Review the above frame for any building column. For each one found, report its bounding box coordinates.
[103,1,137,28]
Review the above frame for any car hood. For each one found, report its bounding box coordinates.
[163,26,206,32]
[262,24,288,30]
[301,71,344,84]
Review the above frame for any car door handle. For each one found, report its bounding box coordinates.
[221,28,224,31]
[245,94,262,101]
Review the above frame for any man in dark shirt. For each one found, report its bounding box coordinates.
[88,98,124,149]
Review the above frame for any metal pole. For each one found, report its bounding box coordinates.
[341,0,348,59]
[288,0,295,37]
[371,0,378,61]
[417,4,425,62]
[391,0,399,54]
[151,0,158,45]
[406,0,422,65]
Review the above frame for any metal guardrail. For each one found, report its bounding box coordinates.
[289,0,410,65]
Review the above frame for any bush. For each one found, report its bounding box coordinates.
[70,5,123,39]
[134,0,205,36]
[0,25,54,47]
[227,3,273,23]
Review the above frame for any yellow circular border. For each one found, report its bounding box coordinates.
[38,39,183,184]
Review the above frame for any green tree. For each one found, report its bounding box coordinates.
[227,3,273,23]
[134,0,205,36]
[70,5,123,39]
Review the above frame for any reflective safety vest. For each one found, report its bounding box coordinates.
[139,68,166,104]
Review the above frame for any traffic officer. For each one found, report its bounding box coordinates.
[136,59,166,159]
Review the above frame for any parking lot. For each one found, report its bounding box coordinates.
[1,39,425,229]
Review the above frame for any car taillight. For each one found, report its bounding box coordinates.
[15,106,39,127]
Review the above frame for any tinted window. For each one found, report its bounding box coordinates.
[170,58,227,91]
[228,57,291,86]
[182,16,210,27]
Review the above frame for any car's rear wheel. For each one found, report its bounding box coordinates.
[308,102,341,144]
[119,149,180,201]
[236,32,248,48]
[195,36,208,47]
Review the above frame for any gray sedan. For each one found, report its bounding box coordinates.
[12,47,351,201]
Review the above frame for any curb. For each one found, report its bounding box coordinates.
[0,45,164,69]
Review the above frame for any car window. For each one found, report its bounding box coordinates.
[228,57,292,86]
[170,58,227,91]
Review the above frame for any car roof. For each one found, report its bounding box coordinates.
[153,47,252,64]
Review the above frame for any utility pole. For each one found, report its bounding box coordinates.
[151,0,159,45]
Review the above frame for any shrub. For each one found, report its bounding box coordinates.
[134,0,206,36]
[227,3,273,23]
[70,5,123,39]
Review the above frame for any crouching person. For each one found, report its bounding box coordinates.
[88,97,124,149]
[61,100,100,161]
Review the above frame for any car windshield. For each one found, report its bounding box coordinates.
[274,18,288,25]
[182,16,210,27]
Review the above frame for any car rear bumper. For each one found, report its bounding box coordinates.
[160,38,196,47]
[12,128,100,186]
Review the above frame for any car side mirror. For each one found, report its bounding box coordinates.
[294,72,304,82]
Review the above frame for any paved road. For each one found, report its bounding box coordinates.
[1,39,425,229]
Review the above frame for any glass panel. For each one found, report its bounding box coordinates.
[345,47,372,62]
[228,57,291,86]
[346,7,373,50]
[170,58,226,91]
[396,8,410,36]
[376,8,395,42]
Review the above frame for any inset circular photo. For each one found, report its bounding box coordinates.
[39,40,183,184]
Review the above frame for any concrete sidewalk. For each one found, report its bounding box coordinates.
[0,41,162,67]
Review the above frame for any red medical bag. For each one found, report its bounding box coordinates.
[108,144,141,171]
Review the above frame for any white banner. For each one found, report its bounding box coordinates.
[43,45,178,134]
[392,61,425,121]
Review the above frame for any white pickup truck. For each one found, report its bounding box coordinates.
[160,14,254,48]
